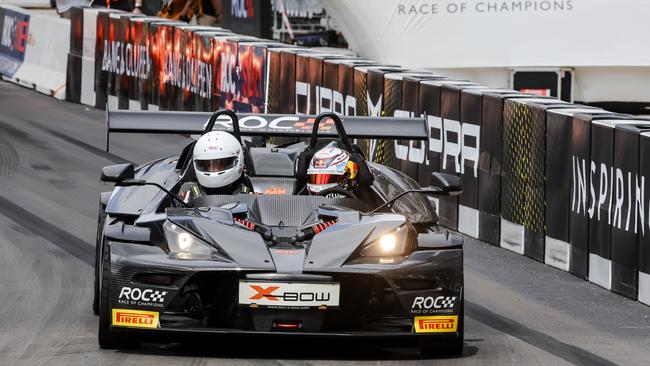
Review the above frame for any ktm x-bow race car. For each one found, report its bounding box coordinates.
[94,110,464,356]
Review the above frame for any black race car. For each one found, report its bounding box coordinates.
[94,110,464,356]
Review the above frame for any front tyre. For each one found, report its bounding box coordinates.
[420,335,463,358]
[98,244,138,349]
[420,297,464,358]
[93,201,106,315]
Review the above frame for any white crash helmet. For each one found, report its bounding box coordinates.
[307,145,357,194]
[193,131,244,189]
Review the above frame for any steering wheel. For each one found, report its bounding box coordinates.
[316,186,357,199]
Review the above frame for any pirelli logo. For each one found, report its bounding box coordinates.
[414,315,458,333]
[112,309,159,329]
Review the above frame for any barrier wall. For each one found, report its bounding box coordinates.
[0,5,68,99]
[4,4,648,306]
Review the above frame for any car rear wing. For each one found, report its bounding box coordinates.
[105,109,428,152]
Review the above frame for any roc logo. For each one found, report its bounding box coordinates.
[414,315,458,333]
[112,309,159,329]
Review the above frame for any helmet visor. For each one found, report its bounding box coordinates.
[195,157,237,173]
[308,173,344,185]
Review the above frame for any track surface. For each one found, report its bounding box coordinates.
[0,82,648,365]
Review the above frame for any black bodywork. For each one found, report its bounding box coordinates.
[95,111,464,355]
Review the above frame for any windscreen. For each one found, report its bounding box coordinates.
[369,164,438,224]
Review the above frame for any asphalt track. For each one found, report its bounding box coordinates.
[0,81,648,366]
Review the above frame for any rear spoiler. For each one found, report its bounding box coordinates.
[105,110,428,151]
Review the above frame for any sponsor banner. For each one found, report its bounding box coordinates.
[587,119,620,274]
[352,65,388,160]
[235,42,280,113]
[398,74,432,178]
[387,73,440,179]
[560,111,615,277]
[296,53,353,116]
[170,26,198,111]
[439,84,462,230]
[111,308,159,329]
[0,7,29,78]
[417,80,444,184]
[105,13,133,109]
[478,92,523,244]
[234,42,264,112]
[352,65,401,117]
[318,57,368,117]
[65,7,84,103]
[333,59,375,116]
[282,48,313,115]
[501,98,572,261]
[69,6,84,57]
[417,80,477,199]
[265,47,305,114]
[380,71,405,170]
[114,15,156,110]
[457,88,503,237]
[610,122,650,299]
[568,113,611,278]
[94,9,120,108]
[66,53,82,103]
[264,47,282,113]
[584,118,650,289]
[413,315,458,333]
[326,0,650,68]
[365,67,391,162]
[221,0,272,39]
[213,35,256,112]
[192,30,220,112]
[126,17,163,110]
[321,57,341,114]
[266,47,288,114]
[238,281,340,308]
[545,108,607,274]
[640,132,650,295]
[309,54,348,115]
[138,20,174,110]
[438,83,485,230]
[148,21,181,110]
[179,26,218,111]
[295,52,310,114]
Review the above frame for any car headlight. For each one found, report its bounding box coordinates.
[164,220,222,260]
[359,225,415,257]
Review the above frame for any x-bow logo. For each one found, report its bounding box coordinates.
[249,285,279,301]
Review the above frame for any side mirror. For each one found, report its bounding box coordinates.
[101,163,134,183]
[430,172,463,196]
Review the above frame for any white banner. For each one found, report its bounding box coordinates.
[13,11,69,99]
[324,0,650,68]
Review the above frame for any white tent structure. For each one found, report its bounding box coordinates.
[324,0,650,109]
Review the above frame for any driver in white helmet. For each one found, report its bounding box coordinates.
[306,144,358,197]
[180,131,252,203]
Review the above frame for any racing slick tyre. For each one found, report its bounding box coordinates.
[419,297,464,357]
[420,334,463,358]
[92,203,105,315]
[98,244,139,349]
